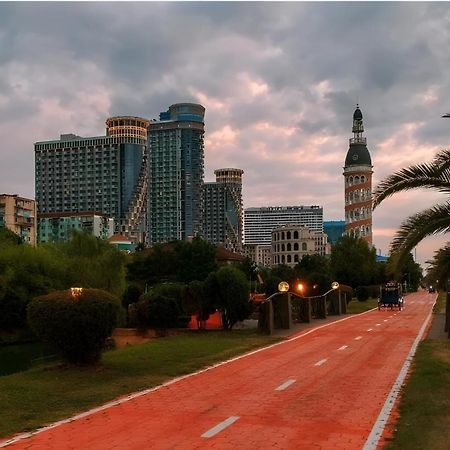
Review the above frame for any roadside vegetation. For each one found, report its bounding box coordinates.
[0,331,279,439]
[385,338,450,450]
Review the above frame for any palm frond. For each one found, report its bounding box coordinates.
[373,161,450,209]
[373,148,450,209]
[389,202,450,270]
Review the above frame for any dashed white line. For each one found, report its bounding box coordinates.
[376,323,381,326]
[383,320,388,322]
[315,358,328,366]
[275,379,296,391]
[355,336,363,341]
[367,328,373,332]
[338,345,348,351]
[201,416,240,438]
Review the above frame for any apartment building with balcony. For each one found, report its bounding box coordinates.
[0,194,37,245]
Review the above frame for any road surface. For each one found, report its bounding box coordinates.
[2,291,435,450]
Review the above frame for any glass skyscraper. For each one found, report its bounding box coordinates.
[147,103,205,244]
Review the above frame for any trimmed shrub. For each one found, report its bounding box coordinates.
[27,288,120,364]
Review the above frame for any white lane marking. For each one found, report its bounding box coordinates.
[275,379,296,391]
[410,301,415,304]
[376,323,381,326]
[367,328,373,332]
[338,345,348,351]
[315,358,328,366]
[383,320,388,322]
[355,336,363,341]
[0,307,379,448]
[201,416,240,438]
[363,299,436,450]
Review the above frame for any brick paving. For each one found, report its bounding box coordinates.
[1,292,435,450]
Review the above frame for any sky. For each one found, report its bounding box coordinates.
[1,1,450,269]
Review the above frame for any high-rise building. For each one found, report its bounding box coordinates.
[343,105,373,244]
[244,205,323,245]
[203,168,244,253]
[147,103,205,244]
[0,194,37,245]
[34,116,149,242]
[38,212,114,243]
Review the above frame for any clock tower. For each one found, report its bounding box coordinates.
[343,105,373,244]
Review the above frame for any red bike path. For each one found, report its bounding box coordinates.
[1,291,436,450]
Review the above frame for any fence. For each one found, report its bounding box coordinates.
[258,287,350,335]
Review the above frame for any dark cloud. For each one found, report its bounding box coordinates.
[1,2,450,265]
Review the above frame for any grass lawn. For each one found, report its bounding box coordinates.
[346,297,378,313]
[0,330,279,439]
[385,339,450,449]
[434,290,446,314]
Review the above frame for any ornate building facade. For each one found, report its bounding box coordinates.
[343,105,373,244]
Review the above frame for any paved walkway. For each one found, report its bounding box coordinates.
[1,292,435,450]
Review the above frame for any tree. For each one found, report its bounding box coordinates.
[294,254,333,295]
[387,252,422,291]
[182,280,215,329]
[330,236,377,288]
[175,237,217,283]
[0,227,22,245]
[373,148,450,270]
[424,245,450,291]
[204,266,250,330]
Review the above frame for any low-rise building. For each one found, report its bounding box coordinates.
[38,211,114,243]
[243,244,272,268]
[271,224,330,267]
[0,194,37,245]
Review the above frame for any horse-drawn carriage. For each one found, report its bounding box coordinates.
[378,281,403,311]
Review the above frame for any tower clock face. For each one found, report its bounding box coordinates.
[352,154,358,161]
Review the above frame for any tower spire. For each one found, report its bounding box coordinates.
[343,105,373,245]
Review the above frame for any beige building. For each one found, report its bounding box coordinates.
[271,224,330,267]
[243,244,272,268]
[0,194,37,245]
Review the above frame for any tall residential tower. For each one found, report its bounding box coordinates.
[35,116,149,242]
[203,168,244,253]
[343,105,373,244]
[147,103,205,244]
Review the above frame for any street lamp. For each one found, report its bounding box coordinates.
[278,281,289,293]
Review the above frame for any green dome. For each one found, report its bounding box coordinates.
[345,143,372,167]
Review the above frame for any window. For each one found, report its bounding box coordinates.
[302,242,307,251]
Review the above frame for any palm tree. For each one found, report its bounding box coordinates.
[373,148,450,268]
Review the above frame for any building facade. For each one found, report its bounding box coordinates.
[147,103,205,244]
[271,223,329,268]
[37,212,114,243]
[323,220,345,245]
[0,194,37,245]
[34,116,149,242]
[242,244,272,267]
[343,105,373,244]
[244,205,323,245]
[203,168,244,253]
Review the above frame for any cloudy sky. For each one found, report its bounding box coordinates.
[1,2,450,267]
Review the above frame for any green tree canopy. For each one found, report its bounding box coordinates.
[330,236,377,288]
[204,266,250,330]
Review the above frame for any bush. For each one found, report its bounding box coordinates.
[135,283,188,330]
[355,286,370,302]
[27,289,120,364]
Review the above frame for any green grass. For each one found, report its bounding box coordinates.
[346,297,378,313]
[0,330,279,439]
[433,291,447,314]
[385,339,450,449]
